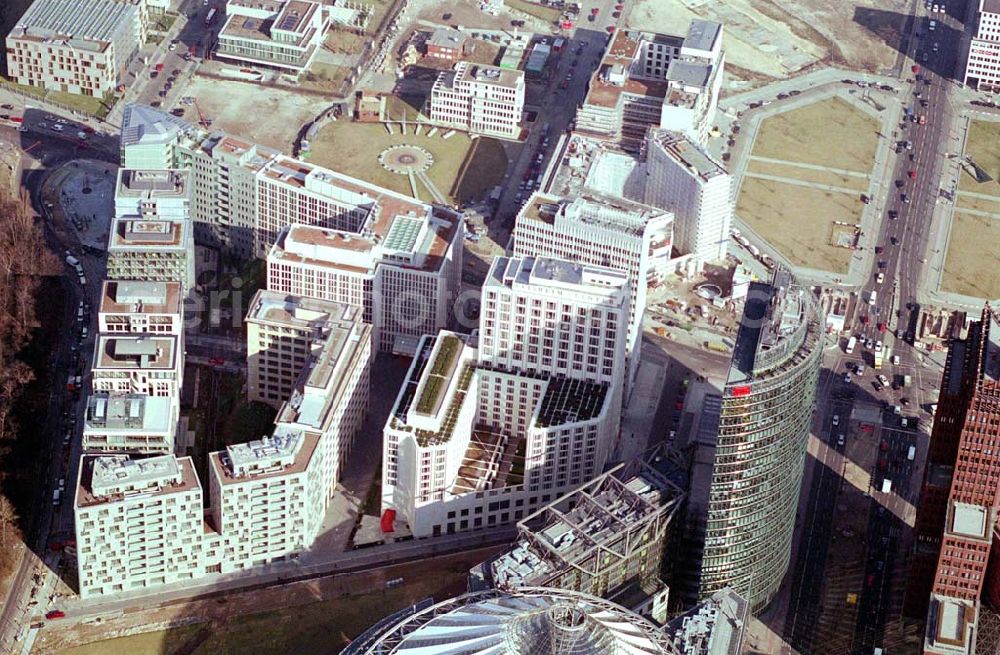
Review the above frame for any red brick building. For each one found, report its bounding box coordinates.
[908,305,1000,654]
[425,28,466,63]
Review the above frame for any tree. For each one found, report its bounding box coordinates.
[0,494,18,549]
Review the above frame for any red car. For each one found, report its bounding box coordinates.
[860,315,869,325]
[155,63,165,72]
[877,322,886,333]
[908,169,917,179]
[674,401,684,410]
[607,25,616,33]
[591,7,599,14]
[208,357,226,366]
[45,610,65,620]
[911,64,920,74]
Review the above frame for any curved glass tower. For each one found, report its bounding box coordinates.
[699,269,824,613]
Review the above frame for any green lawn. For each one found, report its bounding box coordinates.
[960,120,1000,196]
[301,62,351,93]
[47,90,113,118]
[506,0,561,23]
[151,11,179,32]
[309,121,508,205]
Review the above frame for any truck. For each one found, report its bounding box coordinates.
[881,479,892,493]
[874,349,884,370]
[907,445,916,461]
[903,374,912,387]
[846,336,857,354]
[65,255,79,267]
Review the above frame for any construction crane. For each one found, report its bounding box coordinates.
[192,99,211,129]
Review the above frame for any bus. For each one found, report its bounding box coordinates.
[846,336,857,354]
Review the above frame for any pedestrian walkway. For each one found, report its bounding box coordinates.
[749,155,870,179]
[741,171,863,195]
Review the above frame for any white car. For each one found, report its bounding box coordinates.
[832,414,840,427]
[168,43,176,51]
[837,433,846,447]
[77,131,87,139]
[52,123,64,132]
[844,373,852,384]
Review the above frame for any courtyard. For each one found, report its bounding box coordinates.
[309,119,509,206]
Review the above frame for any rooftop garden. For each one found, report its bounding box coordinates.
[416,364,475,447]
[414,335,462,415]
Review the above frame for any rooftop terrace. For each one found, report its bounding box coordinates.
[116,169,189,198]
[85,393,173,432]
[78,455,199,508]
[109,218,187,250]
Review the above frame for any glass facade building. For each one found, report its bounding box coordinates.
[698,270,824,612]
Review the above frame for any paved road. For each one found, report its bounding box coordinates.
[779,2,969,652]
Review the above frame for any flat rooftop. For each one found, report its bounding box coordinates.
[85,393,173,432]
[78,455,199,508]
[516,191,663,240]
[109,218,187,250]
[10,0,138,46]
[649,129,727,181]
[246,288,361,329]
[94,335,177,370]
[457,62,523,89]
[534,377,608,428]
[211,426,320,485]
[488,255,629,298]
[116,169,189,198]
[428,27,464,49]
[684,19,722,53]
[666,59,712,88]
[100,280,181,315]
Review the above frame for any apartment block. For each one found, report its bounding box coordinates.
[692,270,824,613]
[644,128,732,266]
[577,21,723,149]
[75,455,203,598]
[91,334,182,397]
[76,291,371,596]
[82,393,178,454]
[267,218,462,352]
[904,306,1000,655]
[98,280,183,335]
[964,0,1000,92]
[429,62,525,140]
[208,429,320,567]
[487,452,685,614]
[115,169,191,222]
[216,0,331,74]
[382,256,629,538]
[512,192,671,392]
[106,218,195,290]
[5,0,147,97]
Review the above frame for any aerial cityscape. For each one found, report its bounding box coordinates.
[0,0,996,653]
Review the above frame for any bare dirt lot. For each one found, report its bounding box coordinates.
[43,547,504,655]
[183,76,331,152]
[628,0,905,84]
[736,178,856,274]
[941,212,1000,300]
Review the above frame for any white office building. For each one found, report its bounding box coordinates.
[82,393,178,454]
[98,280,183,336]
[429,62,525,140]
[266,216,462,353]
[106,218,195,290]
[114,169,191,222]
[965,0,1000,91]
[75,455,203,598]
[511,193,671,392]
[382,255,629,538]
[5,0,147,97]
[91,334,183,398]
[644,128,731,266]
